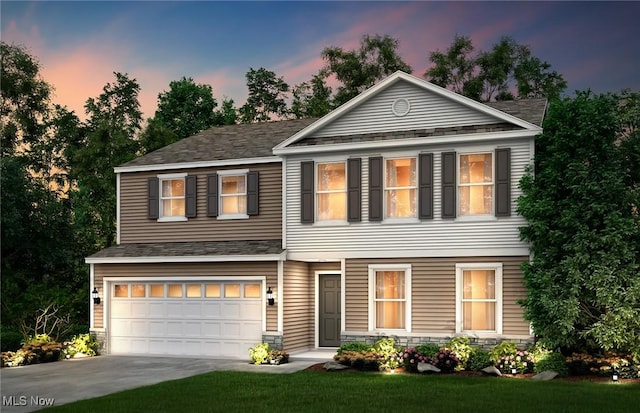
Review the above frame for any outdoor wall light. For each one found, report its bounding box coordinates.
[266,287,274,306]
[92,287,101,305]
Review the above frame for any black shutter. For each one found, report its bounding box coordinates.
[347,158,361,222]
[495,148,511,217]
[247,171,259,216]
[441,152,456,219]
[185,175,197,218]
[418,153,434,219]
[301,161,314,223]
[368,156,383,222]
[206,174,218,217]
[147,177,159,219]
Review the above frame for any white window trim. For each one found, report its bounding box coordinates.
[383,156,418,220]
[157,173,188,222]
[217,169,249,220]
[457,151,494,218]
[368,264,412,333]
[455,262,503,335]
[315,160,347,224]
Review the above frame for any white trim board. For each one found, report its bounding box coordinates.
[86,253,286,264]
[114,156,281,173]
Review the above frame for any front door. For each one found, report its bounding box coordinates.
[319,274,341,347]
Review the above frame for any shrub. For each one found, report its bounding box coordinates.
[431,348,460,373]
[64,333,100,358]
[534,351,569,376]
[22,341,63,363]
[0,328,23,352]
[267,350,289,365]
[489,341,518,364]
[566,352,639,379]
[444,337,473,370]
[337,341,373,355]
[249,343,270,364]
[466,348,493,371]
[373,338,401,371]
[400,348,431,373]
[334,350,380,371]
[2,349,38,367]
[496,349,534,374]
[415,343,440,358]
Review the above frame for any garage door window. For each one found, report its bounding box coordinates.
[168,284,182,298]
[150,284,164,297]
[205,284,221,297]
[132,284,146,298]
[225,284,240,298]
[244,284,261,298]
[187,284,201,298]
[114,285,128,297]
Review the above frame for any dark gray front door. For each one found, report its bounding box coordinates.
[319,274,341,347]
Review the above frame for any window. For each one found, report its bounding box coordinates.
[205,284,221,298]
[114,284,128,297]
[131,284,146,298]
[218,170,248,218]
[317,162,346,221]
[224,284,240,298]
[149,284,164,298]
[456,263,502,333]
[244,284,261,298]
[459,153,493,216]
[167,284,183,298]
[385,158,416,218]
[186,284,201,298]
[160,177,186,218]
[368,265,411,331]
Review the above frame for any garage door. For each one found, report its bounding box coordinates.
[109,281,263,358]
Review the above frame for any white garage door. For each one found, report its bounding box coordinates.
[109,281,263,358]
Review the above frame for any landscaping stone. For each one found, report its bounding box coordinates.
[532,370,558,381]
[324,361,349,371]
[417,362,441,373]
[481,366,502,376]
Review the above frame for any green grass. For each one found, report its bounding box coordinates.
[43,371,639,413]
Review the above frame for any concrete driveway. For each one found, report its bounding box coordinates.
[1,355,326,412]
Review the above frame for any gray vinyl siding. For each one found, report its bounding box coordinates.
[344,256,530,335]
[282,261,313,352]
[310,82,499,139]
[93,262,278,331]
[119,163,282,244]
[285,139,532,257]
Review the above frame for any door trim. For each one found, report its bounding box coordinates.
[315,271,342,348]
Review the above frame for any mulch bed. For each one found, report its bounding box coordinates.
[304,363,640,384]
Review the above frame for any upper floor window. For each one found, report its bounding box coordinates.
[459,153,493,216]
[160,177,186,218]
[219,172,247,218]
[368,264,412,332]
[317,162,346,221]
[455,263,502,334]
[385,158,416,219]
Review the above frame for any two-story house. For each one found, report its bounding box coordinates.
[87,71,546,358]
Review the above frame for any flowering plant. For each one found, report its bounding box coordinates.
[400,347,431,373]
[431,348,460,373]
[497,350,534,374]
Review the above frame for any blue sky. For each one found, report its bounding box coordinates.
[3,1,639,120]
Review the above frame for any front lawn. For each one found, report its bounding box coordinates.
[42,370,639,413]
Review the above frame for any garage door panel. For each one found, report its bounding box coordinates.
[110,281,263,358]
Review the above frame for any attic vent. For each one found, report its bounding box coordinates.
[392,98,410,117]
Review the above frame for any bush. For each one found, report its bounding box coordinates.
[249,343,270,364]
[267,350,289,365]
[22,341,63,363]
[534,351,569,376]
[467,348,493,371]
[64,333,100,358]
[334,350,380,371]
[400,348,431,373]
[337,342,373,355]
[373,338,401,371]
[431,348,460,373]
[415,343,440,358]
[566,352,639,379]
[489,341,518,364]
[496,349,534,374]
[444,337,473,370]
[0,327,23,352]
[2,349,38,367]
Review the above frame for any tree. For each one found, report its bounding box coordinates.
[69,72,142,251]
[156,77,218,137]
[425,35,567,102]
[291,71,333,119]
[517,91,640,356]
[322,34,412,106]
[214,97,238,125]
[239,67,289,123]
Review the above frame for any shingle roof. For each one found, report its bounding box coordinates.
[120,118,318,168]
[120,98,545,168]
[485,98,547,127]
[87,240,284,259]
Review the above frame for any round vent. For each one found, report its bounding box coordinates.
[391,98,410,117]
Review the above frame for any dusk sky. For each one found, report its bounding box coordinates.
[3,1,639,120]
